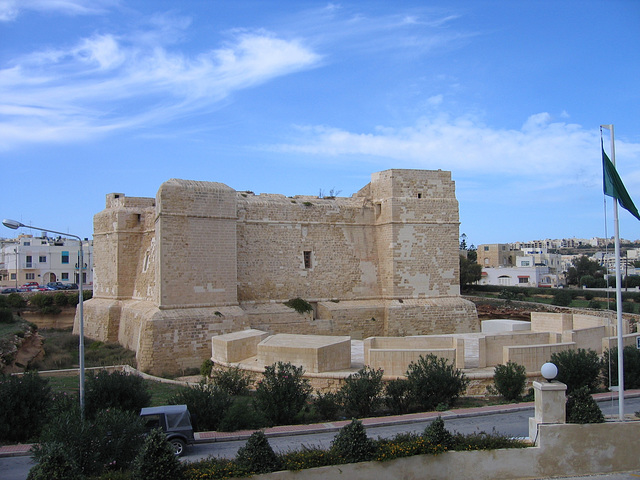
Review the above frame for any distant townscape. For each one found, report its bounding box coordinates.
[467,236,640,289]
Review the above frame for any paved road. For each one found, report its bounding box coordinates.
[2,396,639,480]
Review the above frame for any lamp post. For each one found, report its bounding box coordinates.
[2,218,85,416]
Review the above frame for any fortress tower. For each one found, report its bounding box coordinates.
[78,169,478,373]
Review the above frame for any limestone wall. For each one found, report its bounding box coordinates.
[562,326,608,354]
[481,332,557,367]
[505,342,576,371]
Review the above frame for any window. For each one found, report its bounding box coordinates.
[39,256,47,263]
[498,275,511,286]
[484,246,489,251]
[521,261,530,266]
[25,255,33,268]
[519,277,529,284]
[62,251,69,264]
[417,193,422,199]
[61,272,69,280]
[26,273,35,280]
[10,273,16,280]
[23,241,30,246]
[303,251,312,269]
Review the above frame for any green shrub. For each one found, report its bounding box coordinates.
[423,416,454,450]
[27,442,83,480]
[566,386,604,424]
[550,348,601,394]
[253,361,312,425]
[29,293,53,308]
[36,407,146,476]
[85,370,151,418]
[184,458,244,479]
[0,307,14,323]
[131,428,184,480]
[405,354,469,411]
[6,292,26,308]
[235,431,282,474]
[280,445,338,471]
[338,366,384,418]
[623,302,635,313]
[602,346,640,389]
[168,382,231,431]
[53,292,69,307]
[584,292,595,301]
[218,397,267,432]
[493,361,527,401]
[210,366,252,396]
[551,289,572,306]
[330,418,375,464]
[385,378,411,414]
[283,297,314,314]
[313,390,341,421]
[0,371,52,442]
[200,358,214,377]
[588,300,602,309]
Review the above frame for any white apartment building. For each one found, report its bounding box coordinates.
[0,234,93,288]
[479,263,559,288]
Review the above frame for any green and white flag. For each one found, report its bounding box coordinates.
[602,142,640,221]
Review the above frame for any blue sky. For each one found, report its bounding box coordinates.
[1,0,639,247]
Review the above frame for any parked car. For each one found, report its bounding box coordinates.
[139,404,195,456]
[1,287,19,294]
[20,282,39,289]
[64,283,79,290]
[46,282,66,290]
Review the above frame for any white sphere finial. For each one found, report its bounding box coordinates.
[541,362,558,382]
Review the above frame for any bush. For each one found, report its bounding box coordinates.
[210,366,252,396]
[405,354,469,411]
[283,297,313,314]
[338,366,384,418]
[566,386,604,424]
[200,358,214,377]
[253,361,312,425]
[385,378,411,414]
[588,300,602,309]
[218,397,267,432]
[423,416,454,450]
[493,361,527,401]
[330,418,375,464]
[235,431,282,474]
[30,293,53,308]
[602,346,640,389]
[85,370,151,418]
[131,428,184,480]
[584,292,595,301]
[53,292,69,307]
[0,371,52,442]
[36,407,146,476]
[551,289,572,306]
[168,382,231,431]
[313,390,341,421]
[0,307,13,323]
[27,442,83,480]
[6,292,26,308]
[550,349,601,394]
[623,301,635,313]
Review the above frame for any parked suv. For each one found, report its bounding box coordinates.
[139,404,195,456]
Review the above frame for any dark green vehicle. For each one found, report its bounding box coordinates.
[140,404,195,456]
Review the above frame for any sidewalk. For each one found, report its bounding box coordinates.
[2,389,638,457]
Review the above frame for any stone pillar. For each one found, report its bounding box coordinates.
[528,380,567,444]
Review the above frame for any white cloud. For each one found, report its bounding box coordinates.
[0,26,321,150]
[272,113,640,183]
[0,0,119,21]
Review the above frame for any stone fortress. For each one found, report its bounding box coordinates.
[78,169,478,374]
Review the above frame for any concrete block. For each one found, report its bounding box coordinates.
[257,334,351,373]
[211,329,268,363]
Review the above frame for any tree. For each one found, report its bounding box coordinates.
[460,255,482,289]
[566,256,605,286]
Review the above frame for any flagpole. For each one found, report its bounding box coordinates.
[602,123,625,421]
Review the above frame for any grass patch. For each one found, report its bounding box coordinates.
[46,373,185,407]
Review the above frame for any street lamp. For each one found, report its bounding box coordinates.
[2,218,86,416]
